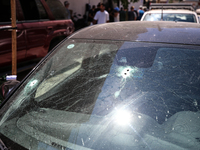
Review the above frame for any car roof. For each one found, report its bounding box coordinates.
[70,21,200,45]
[150,3,195,11]
[144,9,197,14]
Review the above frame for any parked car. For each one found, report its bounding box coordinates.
[141,3,199,23]
[0,21,200,150]
[0,0,74,75]
[196,8,200,21]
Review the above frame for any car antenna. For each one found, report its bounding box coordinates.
[161,5,163,21]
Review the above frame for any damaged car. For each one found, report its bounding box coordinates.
[0,21,200,150]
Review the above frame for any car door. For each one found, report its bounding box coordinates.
[18,0,50,61]
[0,0,27,70]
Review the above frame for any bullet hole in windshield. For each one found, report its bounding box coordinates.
[67,44,75,49]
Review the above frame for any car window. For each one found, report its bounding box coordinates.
[45,0,68,20]
[143,13,197,23]
[19,0,48,20]
[0,0,11,22]
[35,0,48,19]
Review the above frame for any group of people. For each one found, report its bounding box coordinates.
[127,5,146,21]
[88,2,146,25]
[64,1,146,26]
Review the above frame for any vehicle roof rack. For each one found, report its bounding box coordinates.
[150,3,195,11]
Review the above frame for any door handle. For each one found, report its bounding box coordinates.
[47,26,53,30]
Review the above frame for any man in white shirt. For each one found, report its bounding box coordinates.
[93,3,109,24]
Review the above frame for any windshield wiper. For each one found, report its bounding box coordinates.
[0,139,8,150]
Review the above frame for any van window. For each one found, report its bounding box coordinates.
[45,0,68,20]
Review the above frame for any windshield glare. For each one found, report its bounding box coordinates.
[143,13,197,23]
[0,39,200,150]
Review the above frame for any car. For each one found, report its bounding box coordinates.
[141,3,199,23]
[196,8,200,21]
[0,0,74,75]
[0,21,200,150]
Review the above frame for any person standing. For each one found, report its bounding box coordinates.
[93,3,109,24]
[107,7,114,22]
[88,5,96,25]
[120,7,126,21]
[137,5,144,20]
[128,6,137,21]
[114,7,120,22]
[64,1,71,19]
[125,8,128,21]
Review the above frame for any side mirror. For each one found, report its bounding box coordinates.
[0,75,20,100]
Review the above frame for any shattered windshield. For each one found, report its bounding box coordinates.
[0,39,200,150]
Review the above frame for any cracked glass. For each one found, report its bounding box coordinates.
[0,39,200,150]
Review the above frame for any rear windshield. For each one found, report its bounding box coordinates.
[143,13,197,23]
